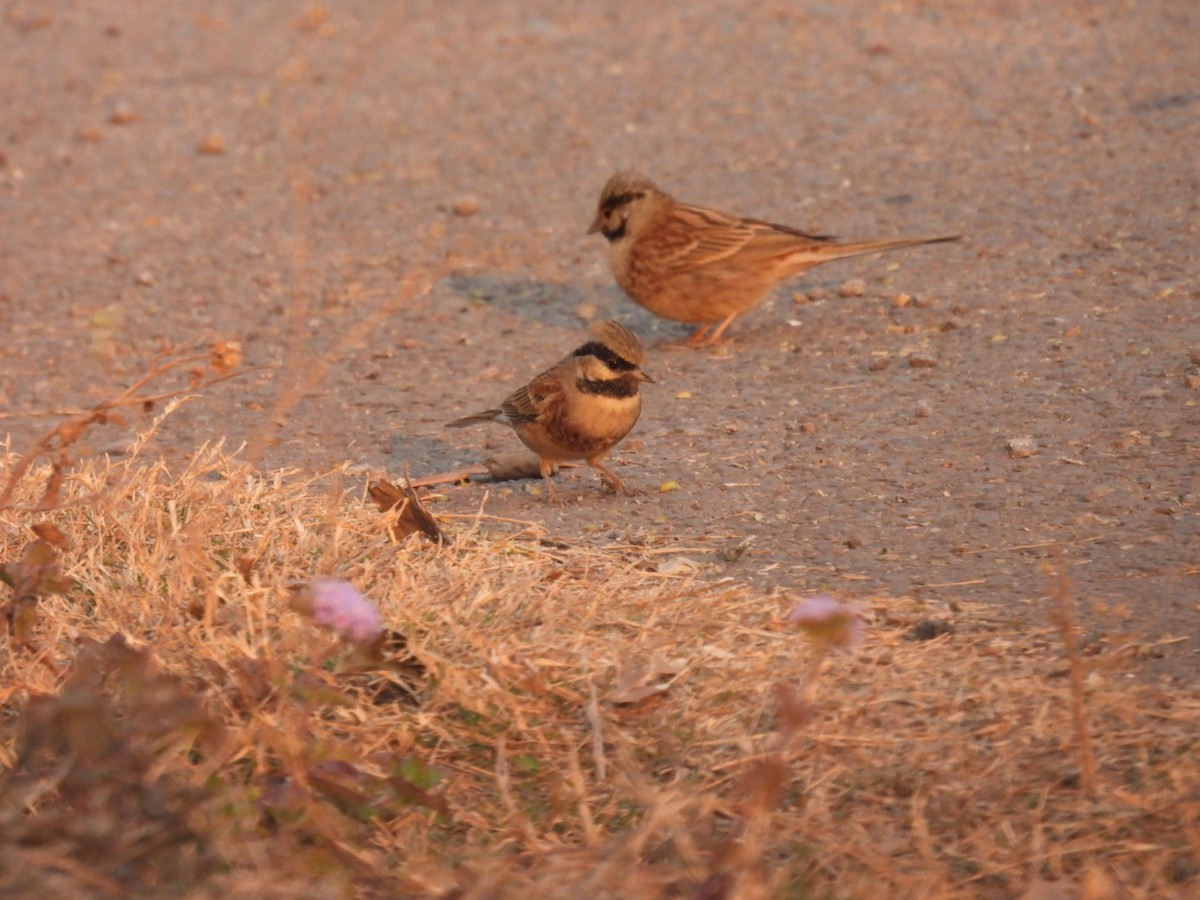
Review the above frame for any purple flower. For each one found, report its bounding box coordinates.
[302,578,382,643]
[787,595,865,650]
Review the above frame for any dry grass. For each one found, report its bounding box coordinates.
[1,443,1197,899]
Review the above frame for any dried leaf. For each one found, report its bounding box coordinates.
[235,554,256,584]
[256,775,307,821]
[334,630,428,710]
[22,539,57,571]
[308,760,376,818]
[56,418,89,447]
[384,757,451,819]
[31,522,71,550]
[36,460,65,509]
[396,497,444,543]
[209,340,242,373]
[367,479,404,512]
[773,682,813,736]
[344,629,426,676]
[368,478,445,543]
[610,652,686,705]
[2,536,74,642]
[6,633,224,884]
[742,756,789,814]
[305,752,450,821]
[7,596,40,643]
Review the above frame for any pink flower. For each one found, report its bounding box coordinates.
[301,578,382,643]
[787,596,865,650]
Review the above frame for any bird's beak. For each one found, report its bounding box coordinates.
[586,213,603,235]
[638,368,656,385]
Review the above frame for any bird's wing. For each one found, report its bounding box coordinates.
[647,203,837,273]
[646,203,759,272]
[741,216,836,245]
[500,370,564,423]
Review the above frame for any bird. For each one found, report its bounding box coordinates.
[588,170,960,347]
[445,320,654,498]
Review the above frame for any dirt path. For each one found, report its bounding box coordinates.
[2,1,1196,678]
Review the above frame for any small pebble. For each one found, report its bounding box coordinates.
[134,271,155,287]
[452,196,479,217]
[1007,436,1037,458]
[1184,372,1200,390]
[868,357,891,372]
[893,293,912,308]
[905,620,955,641]
[196,132,226,155]
[717,536,754,562]
[110,102,138,125]
[915,399,933,418]
[909,356,937,368]
[838,278,867,298]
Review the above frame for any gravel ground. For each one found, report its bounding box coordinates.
[2,0,1196,678]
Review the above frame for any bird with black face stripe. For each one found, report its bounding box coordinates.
[588,170,960,346]
[445,320,654,498]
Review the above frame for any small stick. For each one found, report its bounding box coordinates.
[1045,548,1098,796]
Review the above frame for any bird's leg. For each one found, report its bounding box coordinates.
[657,322,713,350]
[588,457,637,495]
[693,312,740,347]
[539,458,562,503]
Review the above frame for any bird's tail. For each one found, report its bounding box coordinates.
[807,234,961,266]
[445,410,503,428]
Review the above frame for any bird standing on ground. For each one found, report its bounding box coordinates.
[588,170,960,347]
[445,320,653,498]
